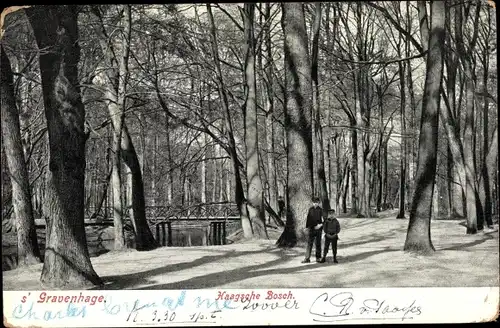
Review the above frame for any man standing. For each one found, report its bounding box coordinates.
[301,196,323,263]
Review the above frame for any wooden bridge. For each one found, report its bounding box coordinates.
[35,204,241,246]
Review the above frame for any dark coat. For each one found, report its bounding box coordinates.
[323,217,341,238]
[306,206,323,228]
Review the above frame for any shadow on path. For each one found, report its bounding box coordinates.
[439,233,495,251]
[137,246,401,290]
[91,245,280,290]
[86,220,497,290]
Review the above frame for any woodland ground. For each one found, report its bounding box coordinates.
[2,210,499,290]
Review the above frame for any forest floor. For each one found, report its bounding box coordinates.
[3,210,499,290]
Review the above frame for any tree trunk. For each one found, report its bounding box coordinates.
[341,162,350,214]
[165,115,173,205]
[442,4,465,219]
[276,3,314,247]
[151,133,157,218]
[404,0,445,254]
[336,136,344,212]
[397,61,407,219]
[456,2,481,234]
[120,126,158,250]
[355,3,371,218]
[212,143,220,203]
[25,5,101,287]
[311,3,330,213]
[199,82,207,205]
[111,136,126,249]
[1,45,41,266]
[92,4,133,249]
[243,3,267,239]
[264,2,278,214]
[206,4,249,234]
[350,126,359,213]
[355,83,366,217]
[201,136,207,204]
[406,1,417,201]
[376,84,384,212]
[478,31,494,229]
[383,140,389,205]
[328,136,337,212]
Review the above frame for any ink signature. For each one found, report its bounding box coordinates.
[309,292,422,322]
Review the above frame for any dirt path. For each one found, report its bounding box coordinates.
[3,217,498,290]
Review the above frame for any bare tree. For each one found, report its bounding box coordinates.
[206,4,251,236]
[242,3,267,238]
[276,3,314,246]
[404,0,445,254]
[91,5,158,250]
[91,5,130,249]
[311,3,330,213]
[25,5,101,287]
[1,45,41,266]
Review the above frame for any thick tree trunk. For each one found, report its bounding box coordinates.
[276,3,314,247]
[26,5,101,287]
[243,3,267,238]
[311,3,330,214]
[462,80,478,234]
[1,46,41,266]
[404,0,445,254]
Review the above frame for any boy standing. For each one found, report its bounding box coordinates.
[320,209,341,263]
[301,197,323,263]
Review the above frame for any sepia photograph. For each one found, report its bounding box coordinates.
[1,1,498,325]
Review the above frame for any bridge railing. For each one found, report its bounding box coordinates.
[47,203,242,247]
[86,202,239,222]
